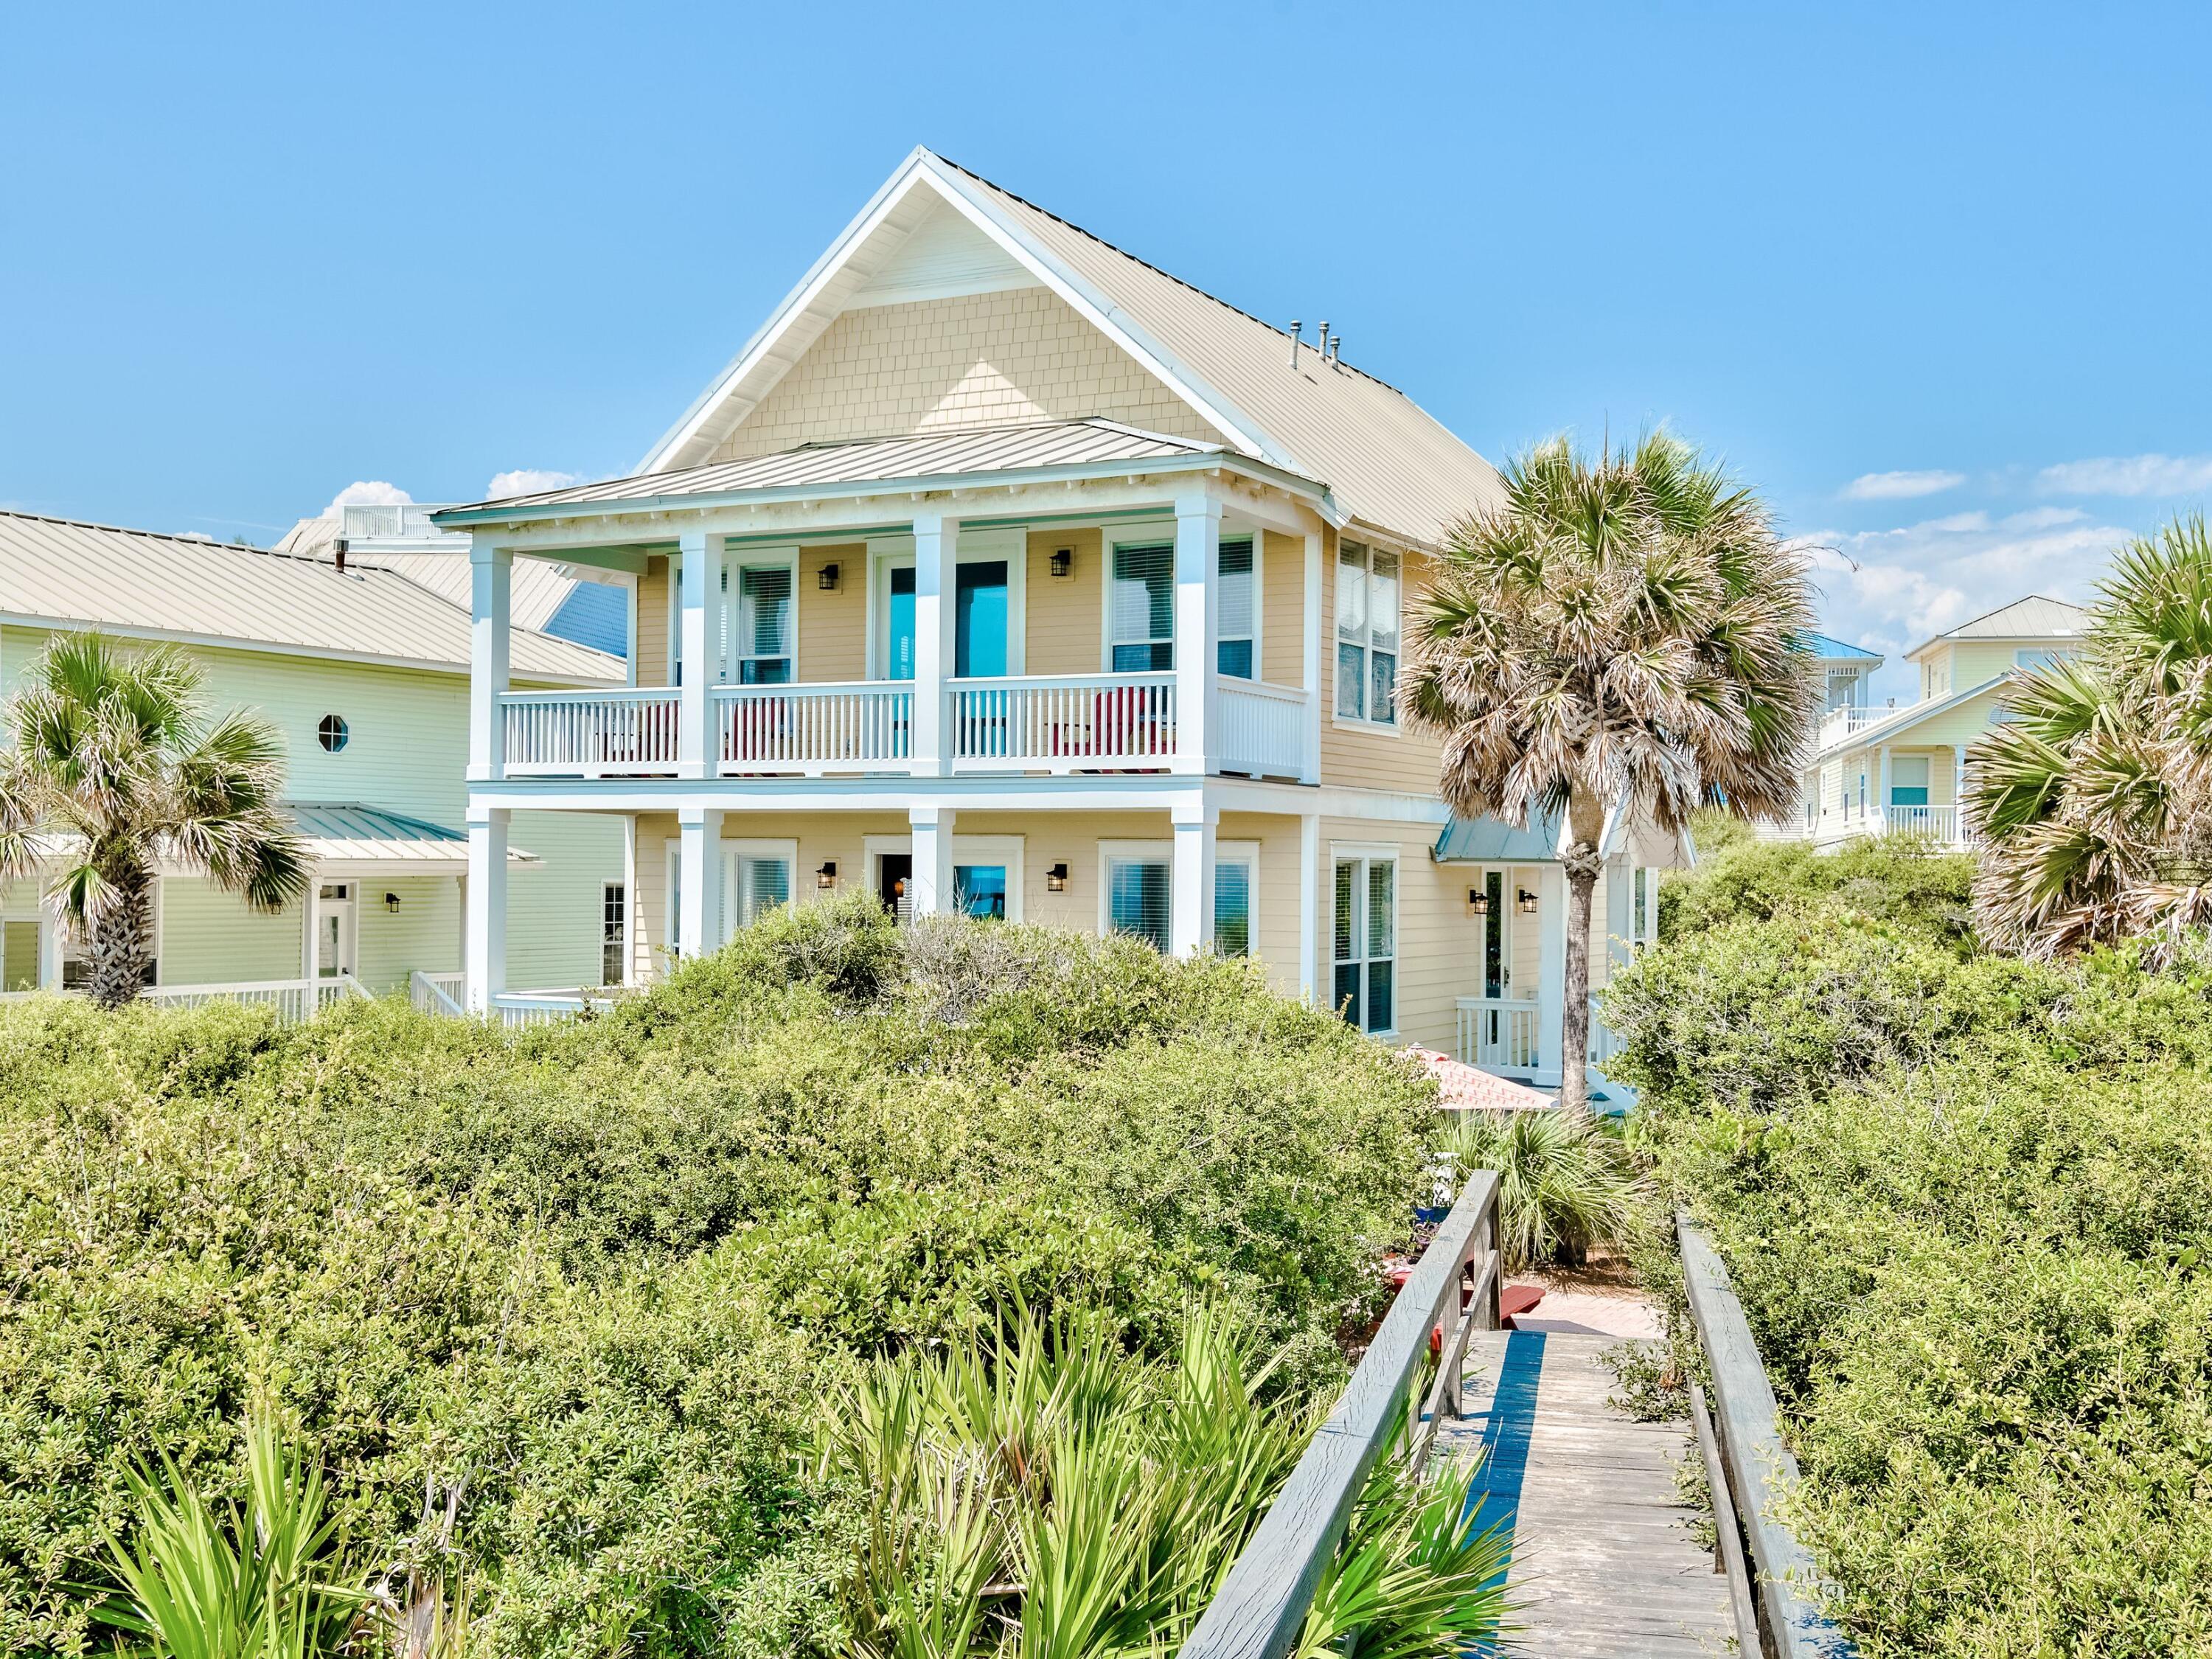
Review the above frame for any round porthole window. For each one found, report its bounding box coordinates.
[317,714,349,753]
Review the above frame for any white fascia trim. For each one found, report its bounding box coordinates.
[0,612,619,688]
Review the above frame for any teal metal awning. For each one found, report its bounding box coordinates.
[285,802,538,869]
[1431,810,1562,863]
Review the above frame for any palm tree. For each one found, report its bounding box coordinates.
[1403,434,1817,1111]
[0,634,308,1008]
[1968,515,2212,957]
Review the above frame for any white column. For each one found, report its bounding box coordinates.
[300,888,316,983]
[464,808,508,1011]
[678,531,724,779]
[1170,800,1218,956]
[1533,863,1568,1085]
[1604,857,1635,974]
[912,513,958,774]
[620,813,640,985]
[1877,745,1893,830]
[467,540,511,782]
[1301,527,1324,785]
[622,573,640,687]
[1173,490,1221,775]
[909,804,956,914]
[1298,811,1321,1002]
[677,806,726,956]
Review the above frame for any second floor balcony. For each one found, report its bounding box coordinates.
[494,669,1310,780]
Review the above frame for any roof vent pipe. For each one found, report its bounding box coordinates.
[1287,320,1301,369]
[1318,321,1329,363]
[1327,334,1341,364]
[333,537,348,573]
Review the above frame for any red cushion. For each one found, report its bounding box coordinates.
[1499,1284,1546,1319]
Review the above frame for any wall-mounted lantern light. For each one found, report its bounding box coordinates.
[1466,888,1489,917]
[1517,887,1539,915]
[817,562,841,591]
[1046,861,1070,892]
[816,860,838,891]
[383,891,400,914]
[1049,547,1074,578]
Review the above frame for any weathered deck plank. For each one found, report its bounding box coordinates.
[1449,1329,1736,1657]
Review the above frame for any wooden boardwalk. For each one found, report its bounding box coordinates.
[1444,1329,1739,1656]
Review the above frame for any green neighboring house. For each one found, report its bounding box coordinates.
[0,510,628,1011]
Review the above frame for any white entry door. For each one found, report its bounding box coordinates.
[315,883,358,979]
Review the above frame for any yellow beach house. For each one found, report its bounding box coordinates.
[0,510,627,1015]
[441,148,1674,1086]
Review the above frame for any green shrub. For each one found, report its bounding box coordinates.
[1664,813,1978,949]
[1630,846,2212,1656]
[1433,1108,1649,1270]
[0,900,1433,1657]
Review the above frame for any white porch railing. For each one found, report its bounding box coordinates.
[714,682,913,775]
[1455,995,1540,1071]
[1215,677,1308,779]
[1883,803,1959,840]
[1587,992,1624,1063]
[947,672,1178,771]
[410,970,465,1016]
[139,976,370,1020]
[501,689,681,776]
[487,989,616,1027]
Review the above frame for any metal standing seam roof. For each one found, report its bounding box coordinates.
[1432,810,1566,863]
[287,801,538,865]
[928,154,1509,546]
[1802,630,1881,661]
[0,512,621,683]
[1904,594,2091,657]
[276,515,583,633]
[444,418,1233,514]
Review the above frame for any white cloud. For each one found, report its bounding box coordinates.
[486,468,582,499]
[1840,468,1966,501]
[319,479,413,518]
[1806,505,2132,675]
[2036,453,2212,498]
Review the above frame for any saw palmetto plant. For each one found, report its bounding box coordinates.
[1403,433,1818,1110]
[816,1304,1509,1658]
[1968,515,2212,957]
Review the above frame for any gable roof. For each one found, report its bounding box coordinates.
[639,147,1505,548]
[0,512,620,684]
[1906,594,2090,658]
[276,514,584,635]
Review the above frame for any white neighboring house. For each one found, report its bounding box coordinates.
[1785,595,2091,848]
[0,511,627,1018]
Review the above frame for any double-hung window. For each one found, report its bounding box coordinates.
[1214,846,1256,957]
[1217,538,1256,678]
[1335,543,1400,724]
[1333,852,1397,1034]
[1110,542,1175,671]
[734,563,794,684]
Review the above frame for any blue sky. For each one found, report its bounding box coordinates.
[5,1,2208,698]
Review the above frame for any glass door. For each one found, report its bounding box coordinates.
[315,883,357,979]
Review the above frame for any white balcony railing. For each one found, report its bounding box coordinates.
[501,689,681,776]
[1217,677,1309,779]
[1455,996,1540,1072]
[410,970,465,1016]
[339,503,461,543]
[947,672,1178,771]
[715,682,913,776]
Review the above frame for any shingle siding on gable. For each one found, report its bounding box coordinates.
[709,288,1219,462]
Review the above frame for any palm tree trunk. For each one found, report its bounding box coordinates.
[86,872,155,1009]
[1557,793,1608,1115]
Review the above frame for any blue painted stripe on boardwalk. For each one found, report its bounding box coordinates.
[1462,1329,1545,1570]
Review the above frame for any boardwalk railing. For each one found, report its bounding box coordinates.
[1179,1169,1502,1659]
[1677,1211,1856,1659]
